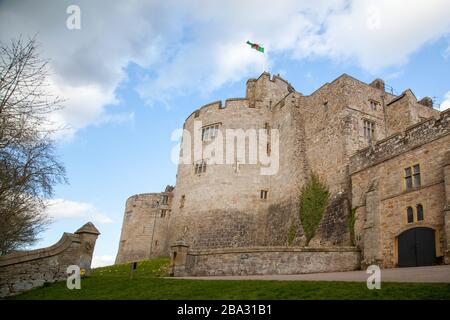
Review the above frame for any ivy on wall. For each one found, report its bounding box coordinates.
[299,173,329,246]
[287,224,296,246]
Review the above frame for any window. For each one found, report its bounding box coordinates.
[417,204,424,221]
[405,167,413,190]
[235,160,240,173]
[260,190,268,200]
[180,195,185,208]
[369,100,380,111]
[202,124,220,141]
[160,209,168,218]
[363,119,375,141]
[407,207,414,223]
[194,161,207,174]
[405,164,421,190]
[162,195,168,205]
[413,164,421,187]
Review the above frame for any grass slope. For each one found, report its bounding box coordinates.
[11,258,450,300]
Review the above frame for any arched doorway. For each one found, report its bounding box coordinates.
[397,227,436,267]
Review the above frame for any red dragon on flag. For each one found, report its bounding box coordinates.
[246,40,264,53]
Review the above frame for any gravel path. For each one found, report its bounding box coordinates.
[173,265,450,283]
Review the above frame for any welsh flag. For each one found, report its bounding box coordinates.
[246,40,264,53]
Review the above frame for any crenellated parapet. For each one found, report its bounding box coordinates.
[115,187,174,264]
[117,71,448,271]
[350,109,450,174]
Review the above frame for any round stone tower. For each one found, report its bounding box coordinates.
[115,187,173,264]
[167,73,295,250]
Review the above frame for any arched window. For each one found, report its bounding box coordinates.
[417,204,424,221]
[407,207,414,223]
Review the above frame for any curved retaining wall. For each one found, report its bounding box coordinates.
[0,222,99,297]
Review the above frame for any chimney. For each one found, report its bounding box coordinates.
[370,78,385,91]
[418,97,433,108]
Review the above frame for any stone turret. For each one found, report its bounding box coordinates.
[418,96,433,108]
[75,222,100,276]
[370,78,385,91]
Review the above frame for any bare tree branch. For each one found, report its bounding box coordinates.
[0,36,67,255]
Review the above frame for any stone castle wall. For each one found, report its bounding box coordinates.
[115,190,173,264]
[350,109,449,174]
[385,90,439,136]
[116,72,445,269]
[350,110,450,267]
[167,73,290,250]
[170,243,360,276]
[0,223,99,297]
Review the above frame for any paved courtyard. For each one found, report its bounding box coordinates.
[176,265,450,283]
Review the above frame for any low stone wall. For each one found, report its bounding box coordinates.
[0,222,99,297]
[170,242,360,276]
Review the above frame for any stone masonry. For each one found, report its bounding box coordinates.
[350,110,450,267]
[0,222,100,297]
[115,72,448,274]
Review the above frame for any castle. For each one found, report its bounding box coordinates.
[115,72,450,274]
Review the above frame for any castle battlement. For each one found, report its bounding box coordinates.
[116,72,450,271]
[350,109,450,174]
[186,72,295,123]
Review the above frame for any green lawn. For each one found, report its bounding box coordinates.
[10,258,450,300]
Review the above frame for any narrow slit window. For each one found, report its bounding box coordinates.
[417,204,424,221]
[413,164,421,187]
[407,206,414,223]
[363,119,375,141]
[180,195,185,208]
[260,190,268,200]
[405,167,413,190]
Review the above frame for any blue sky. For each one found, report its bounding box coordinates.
[1,0,449,267]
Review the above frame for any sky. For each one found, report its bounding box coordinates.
[0,0,449,267]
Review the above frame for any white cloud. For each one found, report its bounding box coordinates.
[1,0,450,136]
[45,199,115,224]
[45,80,119,139]
[94,112,135,127]
[441,91,450,110]
[92,255,115,268]
[298,0,450,72]
[445,44,450,59]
